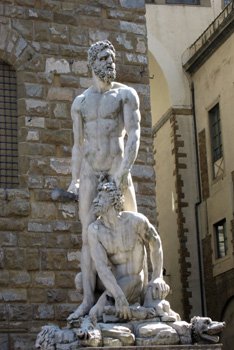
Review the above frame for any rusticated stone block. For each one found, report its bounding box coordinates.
[55,304,76,321]
[69,26,89,46]
[9,334,35,350]
[71,60,88,75]
[24,83,44,98]
[120,0,145,9]
[46,233,71,249]
[25,116,45,128]
[12,18,33,40]
[28,175,44,188]
[0,289,27,302]
[0,218,26,231]
[23,98,49,116]
[9,271,31,287]
[8,304,32,321]
[0,334,8,350]
[4,248,25,270]
[68,290,83,303]
[34,271,55,287]
[120,21,146,35]
[50,158,71,175]
[52,102,70,119]
[28,221,52,233]
[19,142,56,157]
[47,87,74,101]
[25,250,40,271]
[34,22,50,41]
[47,289,67,303]
[0,232,17,247]
[43,249,67,270]
[31,202,57,220]
[0,304,7,320]
[40,129,72,145]
[0,199,30,217]
[46,57,70,74]
[55,271,76,288]
[28,288,47,303]
[49,23,69,44]
[0,270,9,286]
[33,304,55,320]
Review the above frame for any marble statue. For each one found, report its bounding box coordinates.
[86,179,170,322]
[67,40,141,321]
[36,41,225,349]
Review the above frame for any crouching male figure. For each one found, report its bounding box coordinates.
[87,180,170,321]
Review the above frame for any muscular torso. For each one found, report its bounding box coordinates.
[76,84,129,173]
[95,213,146,279]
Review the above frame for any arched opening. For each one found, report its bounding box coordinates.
[220,296,234,350]
[0,60,18,188]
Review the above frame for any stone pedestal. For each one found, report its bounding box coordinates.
[83,346,223,350]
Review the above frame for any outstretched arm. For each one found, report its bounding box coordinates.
[68,97,84,194]
[115,88,140,190]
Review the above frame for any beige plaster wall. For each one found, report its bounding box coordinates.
[146,1,223,124]
[153,120,183,315]
[192,33,234,276]
[148,51,171,126]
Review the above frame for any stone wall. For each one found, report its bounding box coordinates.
[0,1,156,349]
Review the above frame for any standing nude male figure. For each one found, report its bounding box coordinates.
[67,40,141,320]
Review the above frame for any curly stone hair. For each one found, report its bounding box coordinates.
[87,40,115,68]
[97,175,124,212]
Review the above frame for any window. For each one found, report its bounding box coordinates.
[214,219,227,259]
[208,103,224,178]
[224,0,231,6]
[166,0,200,4]
[0,60,18,188]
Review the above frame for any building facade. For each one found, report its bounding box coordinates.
[0,1,156,349]
[183,2,234,348]
[146,0,234,348]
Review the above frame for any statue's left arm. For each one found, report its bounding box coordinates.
[114,88,141,190]
[142,220,170,300]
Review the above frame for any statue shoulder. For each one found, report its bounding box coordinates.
[120,211,148,225]
[71,87,93,111]
[115,83,139,107]
[88,220,103,234]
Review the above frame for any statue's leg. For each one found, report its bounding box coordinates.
[89,291,110,320]
[68,169,98,322]
[117,274,143,304]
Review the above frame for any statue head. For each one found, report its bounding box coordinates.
[88,40,116,84]
[93,178,124,216]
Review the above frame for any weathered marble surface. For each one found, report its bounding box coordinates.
[35,316,225,349]
[67,40,141,321]
[35,41,225,350]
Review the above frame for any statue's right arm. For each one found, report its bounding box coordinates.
[67,97,84,194]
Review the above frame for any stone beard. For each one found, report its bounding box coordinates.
[93,65,116,84]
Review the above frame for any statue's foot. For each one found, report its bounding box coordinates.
[67,302,93,323]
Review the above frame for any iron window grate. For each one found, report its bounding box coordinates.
[0,60,18,188]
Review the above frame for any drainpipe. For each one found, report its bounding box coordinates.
[191,82,206,316]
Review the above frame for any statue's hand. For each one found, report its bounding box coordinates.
[68,179,79,195]
[115,295,131,320]
[148,278,170,300]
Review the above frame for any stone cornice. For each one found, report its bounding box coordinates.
[183,1,234,74]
